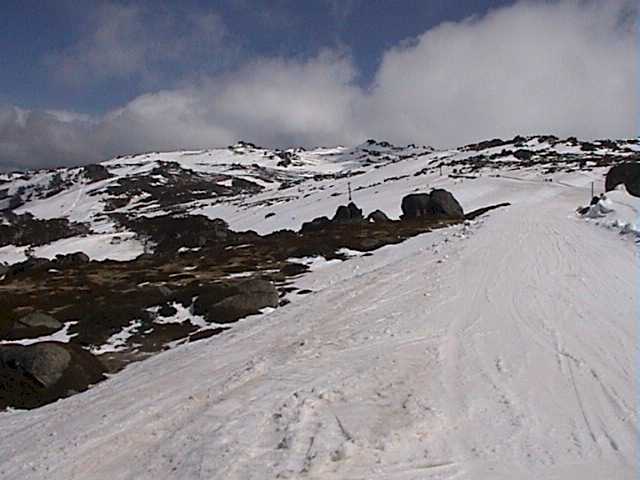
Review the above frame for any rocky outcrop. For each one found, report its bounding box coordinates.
[0,342,106,409]
[0,213,90,248]
[301,202,365,233]
[605,162,640,196]
[82,164,112,183]
[401,189,464,220]
[193,279,279,324]
[332,202,364,224]
[126,214,231,252]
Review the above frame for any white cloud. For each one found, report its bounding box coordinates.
[0,106,99,170]
[362,0,637,145]
[1,0,636,170]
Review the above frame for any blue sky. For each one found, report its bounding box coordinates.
[0,0,636,169]
[1,0,514,113]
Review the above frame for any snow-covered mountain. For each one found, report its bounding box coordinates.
[1,136,637,264]
[0,135,638,479]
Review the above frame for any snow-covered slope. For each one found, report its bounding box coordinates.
[1,136,638,264]
[0,137,637,478]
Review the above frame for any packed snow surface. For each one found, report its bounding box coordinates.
[0,171,636,479]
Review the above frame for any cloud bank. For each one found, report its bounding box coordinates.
[1,0,636,170]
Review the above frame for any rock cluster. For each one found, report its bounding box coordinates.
[302,189,464,233]
[0,188,471,410]
[400,189,464,220]
[332,202,364,224]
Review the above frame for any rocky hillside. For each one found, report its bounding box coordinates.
[0,135,638,409]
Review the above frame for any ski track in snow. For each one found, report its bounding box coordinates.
[0,177,637,479]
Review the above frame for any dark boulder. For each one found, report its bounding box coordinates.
[605,162,640,196]
[16,311,62,330]
[193,279,279,324]
[232,177,262,193]
[0,342,71,387]
[82,164,112,183]
[466,138,506,151]
[332,202,364,224]
[401,189,464,220]
[280,262,309,276]
[429,189,464,218]
[513,149,534,161]
[54,252,90,268]
[157,303,178,318]
[5,257,51,278]
[300,216,331,233]
[367,209,391,223]
[0,341,106,409]
[301,202,365,232]
[401,194,430,219]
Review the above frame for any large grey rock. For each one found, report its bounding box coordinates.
[0,341,106,410]
[194,279,279,324]
[605,162,640,196]
[240,278,280,298]
[401,193,431,219]
[0,342,71,387]
[15,311,62,331]
[401,189,464,220]
[429,189,464,219]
